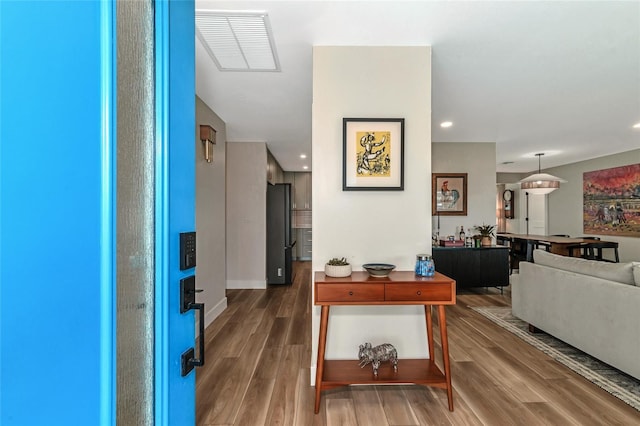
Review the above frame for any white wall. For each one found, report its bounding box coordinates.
[546,149,640,262]
[432,142,498,239]
[195,96,228,330]
[311,46,432,380]
[226,143,268,288]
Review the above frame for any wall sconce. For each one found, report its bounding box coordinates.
[200,124,216,163]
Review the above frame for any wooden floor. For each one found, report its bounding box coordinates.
[196,261,640,425]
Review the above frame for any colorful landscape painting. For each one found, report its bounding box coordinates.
[583,164,640,237]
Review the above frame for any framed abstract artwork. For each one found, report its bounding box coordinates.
[432,173,468,216]
[583,163,640,237]
[342,118,404,191]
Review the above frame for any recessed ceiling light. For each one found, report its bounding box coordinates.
[633,122,640,129]
[440,121,453,128]
[300,154,307,159]
[302,165,308,170]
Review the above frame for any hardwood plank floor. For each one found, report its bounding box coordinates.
[196,261,640,425]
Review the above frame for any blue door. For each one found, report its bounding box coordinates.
[155,1,198,425]
[0,1,196,424]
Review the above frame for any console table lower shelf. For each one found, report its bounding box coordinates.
[320,358,447,388]
[313,271,456,414]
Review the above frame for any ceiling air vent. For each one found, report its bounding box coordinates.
[196,10,280,72]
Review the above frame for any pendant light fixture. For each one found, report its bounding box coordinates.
[519,153,567,195]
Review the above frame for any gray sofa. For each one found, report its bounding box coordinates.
[512,249,640,380]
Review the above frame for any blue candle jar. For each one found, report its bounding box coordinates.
[415,254,435,277]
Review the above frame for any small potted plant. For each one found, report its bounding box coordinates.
[325,257,352,277]
[474,224,496,247]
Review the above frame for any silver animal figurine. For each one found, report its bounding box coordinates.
[358,342,398,376]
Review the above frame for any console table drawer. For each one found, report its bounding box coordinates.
[316,284,384,302]
[385,283,453,302]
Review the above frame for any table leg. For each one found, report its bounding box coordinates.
[314,305,330,414]
[438,305,454,411]
[424,305,434,361]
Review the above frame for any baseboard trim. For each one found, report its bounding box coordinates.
[310,365,316,386]
[196,296,228,338]
[226,279,267,289]
[205,297,227,328]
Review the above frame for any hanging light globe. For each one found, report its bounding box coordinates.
[519,153,567,195]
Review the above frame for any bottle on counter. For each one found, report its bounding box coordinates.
[459,226,465,242]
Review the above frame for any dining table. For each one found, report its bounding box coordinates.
[496,233,607,257]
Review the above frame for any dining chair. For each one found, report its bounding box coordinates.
[574,236,601,258]
[568,241,619,263]
[533,235,568,252]
[508,239,526,273]
[496,235,511,247]
[509,238,539,273]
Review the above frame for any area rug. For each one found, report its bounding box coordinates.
[470,306,640,412]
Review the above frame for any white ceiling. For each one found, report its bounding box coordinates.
[195,0,640,173]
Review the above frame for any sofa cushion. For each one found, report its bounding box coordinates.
[533,249,635,285]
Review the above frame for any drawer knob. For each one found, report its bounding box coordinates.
[416,291,422,296]
[349,291,354,296]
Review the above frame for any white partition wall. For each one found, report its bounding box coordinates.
[311,46,432,382]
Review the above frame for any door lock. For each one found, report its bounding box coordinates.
[180,275,203,314]
[180,275,205,376]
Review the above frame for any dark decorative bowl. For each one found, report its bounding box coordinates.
[362,263,396,277]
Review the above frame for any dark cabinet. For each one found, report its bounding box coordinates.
[432,247,509,291]
[267,184,293,285]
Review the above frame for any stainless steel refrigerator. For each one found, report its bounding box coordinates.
[267,183,295,284]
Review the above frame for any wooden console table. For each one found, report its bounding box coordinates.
[313,271,456,414]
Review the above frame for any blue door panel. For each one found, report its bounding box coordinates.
[1,1,114,425]
[155,1,197,424]
[2,1,196,424]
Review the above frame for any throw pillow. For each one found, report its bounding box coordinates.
[633,262,640,286]
[533,249,635,285]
